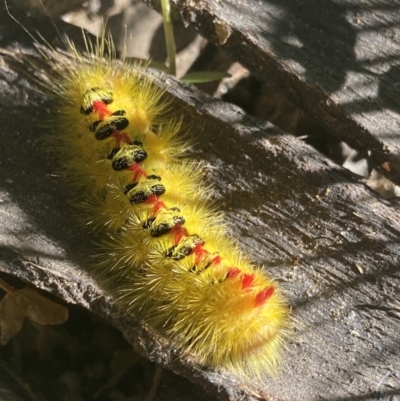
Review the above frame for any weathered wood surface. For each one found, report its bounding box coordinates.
[0,5,400,401]
[146,0,400,187]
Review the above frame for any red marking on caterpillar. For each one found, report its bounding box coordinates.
[241,273,255,290]
[255,287,275,307]
[146,195,166,213]
[112,131,131,147]
[193,244,216,265]
[227,267,241,279]
[128,163,147,181]
[92,100,112,119]
[171,225,189,245]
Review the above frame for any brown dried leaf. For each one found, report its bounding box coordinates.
[15,287,69,325]
[0,293,25,345]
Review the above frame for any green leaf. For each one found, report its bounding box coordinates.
[181,71,231,84]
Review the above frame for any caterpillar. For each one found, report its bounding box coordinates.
[8,6,289,381]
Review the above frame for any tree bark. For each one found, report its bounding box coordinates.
[0,4,399,401]
[146,0,400,187]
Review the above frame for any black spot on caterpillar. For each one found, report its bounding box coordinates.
[81,87,113,115]
[107,142,148,171]
[90,112,130,140]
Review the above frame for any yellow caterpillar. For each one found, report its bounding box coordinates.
[22,23,289,378]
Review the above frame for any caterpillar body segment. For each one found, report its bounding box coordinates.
[47,39,289,379]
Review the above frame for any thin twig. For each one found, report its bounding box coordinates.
[144,365,163,401]
[161,0,176,76]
